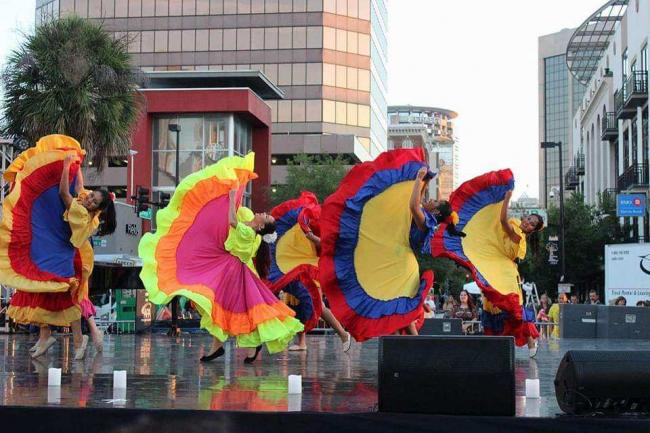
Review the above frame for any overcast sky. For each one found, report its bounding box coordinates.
[1,0,610,198]
[387,0,607,199]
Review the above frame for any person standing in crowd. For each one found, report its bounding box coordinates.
[536,293,552,338]
[614,296,627,306]
[548,293,567,338]
[451,290,477,334]
[570,294,579,305]
[584,290,601,305]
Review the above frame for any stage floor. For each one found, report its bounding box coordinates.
[1,333,649,417]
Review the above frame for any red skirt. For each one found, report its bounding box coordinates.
[8,291,81,326]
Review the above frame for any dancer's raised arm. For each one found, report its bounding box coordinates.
[409,167,430,231]
[500,190,521,244]
[59,154,75,209]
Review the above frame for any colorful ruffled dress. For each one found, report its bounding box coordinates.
[267,192,323,333]
[319,148,435,341]
[431,169,539,346]
[0,135,89,326]
[138,153,303,353]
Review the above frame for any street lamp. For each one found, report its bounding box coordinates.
[168,123,181,187]
[167,123,181,336]
[541,141,565,282]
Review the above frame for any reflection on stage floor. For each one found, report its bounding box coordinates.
[1,333,649,417]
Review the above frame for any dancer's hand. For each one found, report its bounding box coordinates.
[416,167,428,181]
[63,154,75,168]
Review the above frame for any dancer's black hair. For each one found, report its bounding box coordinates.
[95,188,116,236]
[436,201,466,238]
[254,221,277,279]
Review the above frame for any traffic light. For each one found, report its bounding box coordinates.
[159,192,171,208]
[134,186,149,213]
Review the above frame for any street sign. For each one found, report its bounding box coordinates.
[138,208,152,220]
[617,194,646,217]
[546,235,559,266]
[558,283,573,294]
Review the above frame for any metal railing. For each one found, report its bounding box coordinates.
[565,166,579,189]
[614,86,625,114]
[617,163,649,191]
[575,153,585,175]
[625,70,648,99]
[601,111,618,139]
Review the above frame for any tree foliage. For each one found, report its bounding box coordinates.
[269,154,348,206]
[1,16,142,168]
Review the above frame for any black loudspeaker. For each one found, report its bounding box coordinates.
[378,336,515,416]
[419,318,462,335]
[560,304,598,338]
[596,306,650,339]
[555,350,650,414]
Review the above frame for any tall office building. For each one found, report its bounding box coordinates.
[538,28,587,208]
[39,0,389,185]
[387,105,458,200]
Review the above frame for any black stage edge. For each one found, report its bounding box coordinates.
[1,406,650,433]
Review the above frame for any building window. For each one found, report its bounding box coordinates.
[642,44,648,73]
[152,114,238,188]
[142,0,155,15]
[210,0,224,13]
[129,0,142,17]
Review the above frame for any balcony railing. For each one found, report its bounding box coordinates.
[626,70,648,100]
[565,166,579,190]
[617,163,649,191]
[601,112,618,141]
[616,71,648,119]
[601,188,618,204]
[575,153,585,176]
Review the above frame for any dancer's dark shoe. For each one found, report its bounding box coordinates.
[244,345,262,364]
[200,346,225,362]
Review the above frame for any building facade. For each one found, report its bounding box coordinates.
[38,0,389,186]
[387,105,458,200]
[538,28,587,208]
[568,0,648,241]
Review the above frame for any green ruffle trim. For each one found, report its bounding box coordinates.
[236,316,304,353]
[148,286,303,353]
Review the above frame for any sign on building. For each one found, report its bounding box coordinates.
[616,194,646,217]
[604,243,650,305]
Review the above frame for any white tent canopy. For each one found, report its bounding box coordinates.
[463,281,481,295]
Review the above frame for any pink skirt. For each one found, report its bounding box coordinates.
[80,298,96,319]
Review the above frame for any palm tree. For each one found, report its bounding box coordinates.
[1,16,142,168]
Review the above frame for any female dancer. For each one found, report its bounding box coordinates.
[268,193,350,352]
[320,148,461,341]
[1,135,116,360]
[432,170,543,357]
[139,153,303,364]
[402,166,463,336]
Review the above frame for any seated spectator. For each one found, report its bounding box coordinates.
[548,293,567,338]
[615,296,627,306]
[451,290,477,334]
[570,294,579,304]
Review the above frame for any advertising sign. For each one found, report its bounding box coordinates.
[604,243,650,305]
[616,194,646,217]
